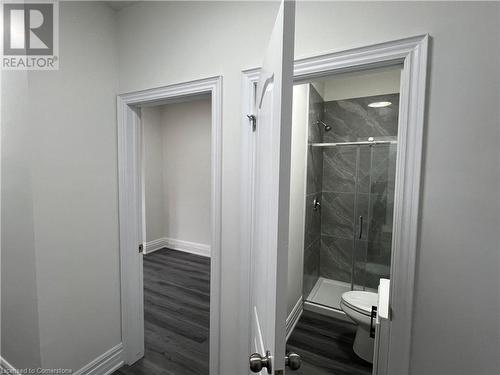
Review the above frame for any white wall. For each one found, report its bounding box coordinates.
[320,67,401,101]
[30,2,121,369]
[143,98,212,247]
[116,3,280,373]
[1,71,42,369]
[1,2,121,370]
[1,2,498,375]
[143,106,165,242]
[161,98,212,246]
[287,84,308,317]
[117,2,500,374]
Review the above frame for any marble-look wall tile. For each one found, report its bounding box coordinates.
[306,146,324,195]
[322,146,357,193]
[323,94,399,143]
[320,235,353,283]
[356,191,393,283]
[316,94,398,289]
[306,85,325,195]
[356,146,372,194]
[304,193,322,249]
[368,192,394,244]
[353,240,368,289]
[364,241,392,289]
[352,241,393,290]
[303,238,321,297]
[366,241,392,267]
[353,237,393,289]
[369,144,397,196]
[356,144,397,196]
[321,192,355,239]
[302,84,325,297]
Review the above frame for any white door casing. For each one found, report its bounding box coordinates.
[243,34,428,375]
[117,76,223,374]
[249,1,295,374]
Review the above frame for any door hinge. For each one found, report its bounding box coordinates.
[247,114,256,132]
[138,244,144,253]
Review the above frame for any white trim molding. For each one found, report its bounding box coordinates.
[143,237,166,253]
[238,67,260,371]
[286,297,303,341]
[74,344,124,375]
[0,357,20,375]
[1,345,123,375]
[145,237,211,257]
[117,76,222,375]
[241,34,428,375]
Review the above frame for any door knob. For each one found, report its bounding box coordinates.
[249,350,272,374]
[286,352,301,371]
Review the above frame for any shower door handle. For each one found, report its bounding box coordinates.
[358,216,363,239]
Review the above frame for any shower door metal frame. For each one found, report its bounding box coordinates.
[241,34,428,375]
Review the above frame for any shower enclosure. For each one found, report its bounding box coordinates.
[303,84,399,311]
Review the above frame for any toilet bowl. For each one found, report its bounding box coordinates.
[340,291,378,363]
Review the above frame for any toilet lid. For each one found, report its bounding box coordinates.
[341,291,378,316]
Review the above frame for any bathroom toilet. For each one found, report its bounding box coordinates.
[340,291,378,363]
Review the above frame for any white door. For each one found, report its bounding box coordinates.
[249,1,295,374]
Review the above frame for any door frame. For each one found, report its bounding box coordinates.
[241,35,428,374]
[117,76,223,374]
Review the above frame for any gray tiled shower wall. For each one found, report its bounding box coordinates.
[302,85,324,298]
[303,87,399,296]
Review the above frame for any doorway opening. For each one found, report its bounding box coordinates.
[241,34,427,375]
[116,77,222,375]
[116,96,212,374]
[286,65,402,375]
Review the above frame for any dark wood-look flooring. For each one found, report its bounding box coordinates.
[113,248,370,375]
[114,248,210,375]
[287,310,373,375]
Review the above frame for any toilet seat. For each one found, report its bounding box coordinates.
[341,291,378,316]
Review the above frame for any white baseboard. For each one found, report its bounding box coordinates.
[286,296,303,340]
[144,237,167,253]
[74,343,124,375]
[1,357,20,375]
[145,237,210,258]
[1,344,123,375]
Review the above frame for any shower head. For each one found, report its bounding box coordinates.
[316,120,332,132]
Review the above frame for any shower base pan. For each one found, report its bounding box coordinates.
[304,278,376,322]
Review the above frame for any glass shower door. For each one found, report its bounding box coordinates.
[353,143,397,291]
[301,85,401,311]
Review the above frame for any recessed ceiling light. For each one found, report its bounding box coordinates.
[368,101,392,108]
